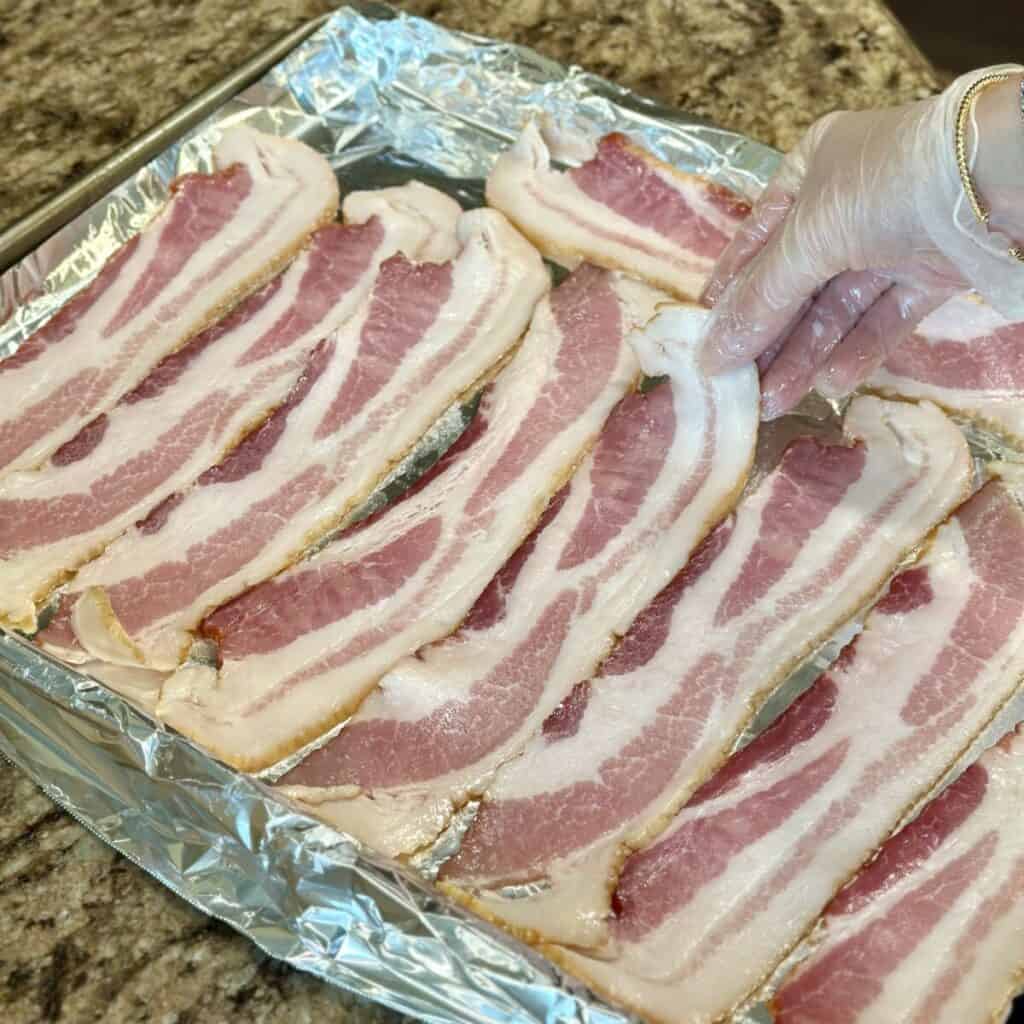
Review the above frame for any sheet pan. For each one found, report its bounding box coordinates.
[0,6,1019,1023]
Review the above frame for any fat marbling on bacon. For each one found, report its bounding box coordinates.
[155,265,660,771]
[558,481,1024,1024]
[8,183,461,635]
[277,305,759,859]
[866,291,1024,441]
[774,725,1024,1024]
[438,396,973,948]
[0,126,338,482]
[59,207,548,673]
[486,121,750,302]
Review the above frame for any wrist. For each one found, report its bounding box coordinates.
[970,73,1024,238]
[912,65,1024,319]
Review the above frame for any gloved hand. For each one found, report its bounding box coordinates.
[701,65,1024,419]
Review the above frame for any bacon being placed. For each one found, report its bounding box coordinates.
[4,184,462,633]
[154,265,658,771]
[0,127,338,480]
[57,208,548,673]
[867,292,1024,441]
[486,122,750,302]
[277,305,759,858]
[559,481,1024,1024]
[437,397,973,948]
[774,725,1024,1024]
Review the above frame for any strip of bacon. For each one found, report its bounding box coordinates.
[80,661,169,713]
[58,208,549,673]
[0,127,338,479]
[867,292,1024,441]
[4,184,461,633]
[154,266,660,771]
[436,397,973,948]
[774,725,1024,1024]
[486,121,750,302]
[557,481,1024,1024]
[276,305,759,858]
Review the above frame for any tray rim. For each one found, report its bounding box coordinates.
[0,14,331,276]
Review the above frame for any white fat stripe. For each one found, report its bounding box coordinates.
[785,730,1024,1024]
[0,127,338,488]
[916,292,1012,343]
[153,265,624,769]
[493,400,970,806]
[563,487,1024,1024]
[71,208,542,673]
[289,302,757,862]
[0,129,343,629]
[0,251,311,611]
[866,292,1024,440]
[486,121,745,302]
[646,159,744,239]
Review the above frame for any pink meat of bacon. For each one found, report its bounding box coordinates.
[486,121,751,302]
[867,291,1024,441]
[153,266,658,772]
[58,208,548,674]
[0,126,338,481]
[774,725,1024,1024]
[559,481,1024,1024]
[438,396,972,948]
[6,183,461,634]
[277,305,759,858]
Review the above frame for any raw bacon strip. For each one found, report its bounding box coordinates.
[62,209,549,673]
[437,397,973,948]
[3,184,462,633]
[278,306,759,858]
[0,127,338,479]
[486,121,750,301]
[559,482,1024,1024]
[867,292,1024,441]
[156,266,659,771]
[80,661,170,713]
[774,726,1024,1024]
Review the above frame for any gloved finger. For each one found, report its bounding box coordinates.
[701,113,849,374]
[702,112,838,311]
[815,285,949,397]
[759,270,893,419]
[702,185,796,308]
[700,220,831,374]
[755,295,814,374]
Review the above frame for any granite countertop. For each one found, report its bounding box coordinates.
[0,2,939,1022]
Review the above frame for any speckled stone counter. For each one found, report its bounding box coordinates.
[0,2,938,1021]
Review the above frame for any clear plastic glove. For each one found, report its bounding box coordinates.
[702,65,1024,419]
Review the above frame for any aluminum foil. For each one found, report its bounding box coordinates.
[0,6,1020,1024]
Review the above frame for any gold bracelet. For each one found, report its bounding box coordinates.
[954,71,1024,262]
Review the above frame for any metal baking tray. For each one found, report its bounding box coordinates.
[0,6,1019,1024]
